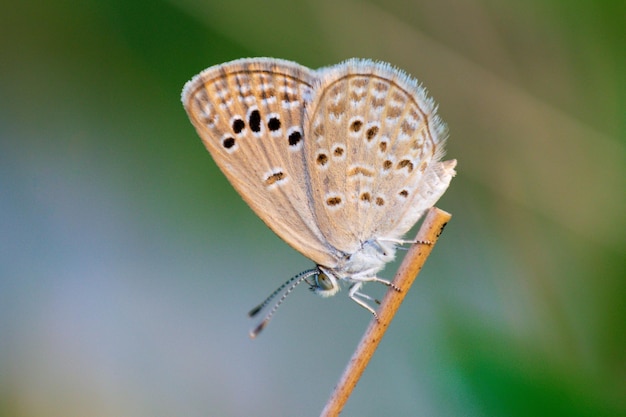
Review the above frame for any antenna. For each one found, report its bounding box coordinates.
[248,268,319,338]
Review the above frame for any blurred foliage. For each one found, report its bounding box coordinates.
[1,0,624,416]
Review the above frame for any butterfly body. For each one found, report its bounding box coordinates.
[182,58,455,333]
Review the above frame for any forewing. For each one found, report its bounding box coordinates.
[182,58,339,267]
[304,59,455,252]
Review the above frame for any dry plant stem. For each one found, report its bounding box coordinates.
[320,207,452,417]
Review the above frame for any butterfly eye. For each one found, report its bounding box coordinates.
[311,270,341,298]
[315,272,335,291]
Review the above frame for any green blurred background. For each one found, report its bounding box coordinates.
[1,0,624,416]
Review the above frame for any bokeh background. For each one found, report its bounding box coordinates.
[1,0,624,416]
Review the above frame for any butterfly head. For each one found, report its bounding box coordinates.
[308,266,341,298]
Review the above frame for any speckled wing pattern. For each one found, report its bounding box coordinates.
[303,60,455,254]
[182,58,340,267]
[182,58,455,270]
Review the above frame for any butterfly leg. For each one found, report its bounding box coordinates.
[350,275,401,292]
[350,286,379,304]
[348,282,379,319]
[348,276,403,319]
[379,237,432,246]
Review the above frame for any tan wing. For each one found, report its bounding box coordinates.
[303,59,455,253]
[182,58,340,267]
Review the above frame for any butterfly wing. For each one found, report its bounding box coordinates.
[182,58,341,267]
[303,59,456,253]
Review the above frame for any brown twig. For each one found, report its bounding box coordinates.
[319,207,452,417]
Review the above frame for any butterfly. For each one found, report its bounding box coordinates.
[182,58,456,336]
